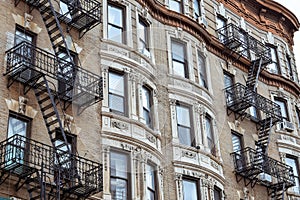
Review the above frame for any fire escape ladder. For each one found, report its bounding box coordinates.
[256,116,273,155]
[270,182,286,200]
[246,57,263,92]
[33,75,72,159]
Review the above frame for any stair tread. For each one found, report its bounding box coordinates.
[41,103,53,112]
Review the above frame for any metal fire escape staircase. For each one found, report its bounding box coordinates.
[1,0,103,199]
[218,24,295,200]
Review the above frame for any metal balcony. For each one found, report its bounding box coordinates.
[4,41,103,113]
[224,83,282,123]
[217,24,272,62]
[16,0,101,37]
[231,147,295,189]
[0,134,103,198]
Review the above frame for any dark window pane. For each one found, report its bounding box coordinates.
[198,53,207,88]
[214,186,222,200]
[178,126,192,146]
[176,105,191,127]
[169,0,181,12]
[110,152,128,178]
[231,133,242,152]
[111,178,127,200]
[194,0,200,19]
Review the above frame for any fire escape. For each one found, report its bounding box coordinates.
[218,24,295,199]
[2,0,103,199]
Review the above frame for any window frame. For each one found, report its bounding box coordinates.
[231,131,243,153]
[296,106,300,129]
[171,39,189,78]
[107,3,126,44]
[286,155,300,194]
[193,0,201,20]
[7,112,32,139]
[138,17,150,52]
[182,176,200,200]
[197,51,207,89]
[213,186,222,200]
[267,44,280,74]
[110,150,131,200]
[108,69,127,116]
[142,85,153,128]
[274,97,289,121]
[205,114,215,155]
[15,25,37,46]
[169,0,182,13]
[146,163,157,200]
[286,55,294,80]
[216,15,227,43]
[176,103,194,147]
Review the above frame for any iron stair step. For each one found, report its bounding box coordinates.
[43,111,57,119]
[53,41,65,49]
[41,103,53,112]
[48,26,59,35]
[38,96,51,104]
[46,20,57,29]
[46,119,59,127]
[51,33,62,42]
[35,88,48,96]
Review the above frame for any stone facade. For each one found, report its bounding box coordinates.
[0,0,299,199]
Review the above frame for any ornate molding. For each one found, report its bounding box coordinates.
[111,119,129,130]
[182,150,197,159]
[5,98,37,119]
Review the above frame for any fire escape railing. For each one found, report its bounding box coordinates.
[17,0,101,38]
[218,24,295,199]
[231,147,295,188]
[0,134,103,197]
[5,41,103,109]
[224,83,282,124]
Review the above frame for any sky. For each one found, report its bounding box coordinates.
[272,0,300,75]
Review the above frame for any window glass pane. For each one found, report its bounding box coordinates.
[216,17,226,29]
[147,191,155,200]
[109,94,124,113]
[214,187,222,200]
[178,126,192,146]
[173,61,186,77]
[176,105,190,127]
[231,134,242,152]
[169,0,181,12]
[206,116,214,151]
[108,25,123,43]
[172,41,185,62]
[198,54,207,88]
[183,179,198,200]
[146,165,155,190]
[296,107,300,128]
[249,106,257,118]
[142,87,150,110]
[15,30,33,45]
[224,73,233,88]
[111,178,127,200]
[108,5,123,27]
[110,152,128,179]
[268,47,278,74]
[109,72,124,96]
[194,0,200,18]
[60,2,72,19]
[274,99,288,119]
[286,157,300,193]
[8,117,27,138]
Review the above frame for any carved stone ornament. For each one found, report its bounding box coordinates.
[146,133,156,143]
[182,150,196,159]
[120,143,135,151]
[18,96,28,114]
[111,119,129,130]
[24,13,33,29]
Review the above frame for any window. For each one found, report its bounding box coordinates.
[110,151,130,200]
[57,50,77,98]
[171,40,188,78]
[60,1,72,19]
[109,70,126,115]
[146,164,157,200]
[224,72,234,104]
[205,114,215,155]
[15,28,35,45]
[216,16,227,42]
[7,114,30,138]
[286,55,294,80]
[169,0,182,13]
[54,130,76,168]
[142,86,152,128]
[138,18,150,56]
[296,107,300,129]
[6,114,31,166]
[249,106,259,120]
[198,52,207,88]
[239,29,249,58]
[267,45,279,74]
[182,178,199,200]
[231,132,243,153]
[176,104,194,146]
[213,186,222,200]
[274,98,289,121]
[108,4,125,43]
[193,0,201,20]
[223,72,233,88]
[286,155,300,194]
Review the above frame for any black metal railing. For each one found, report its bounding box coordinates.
[5,41,103,101]
[224,83,282,122]
[0,134,102,195]
[231,147,295,188]
[217,24,271,62]
[60,0,101,19]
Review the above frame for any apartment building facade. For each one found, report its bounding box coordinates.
[0,0,299,199]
